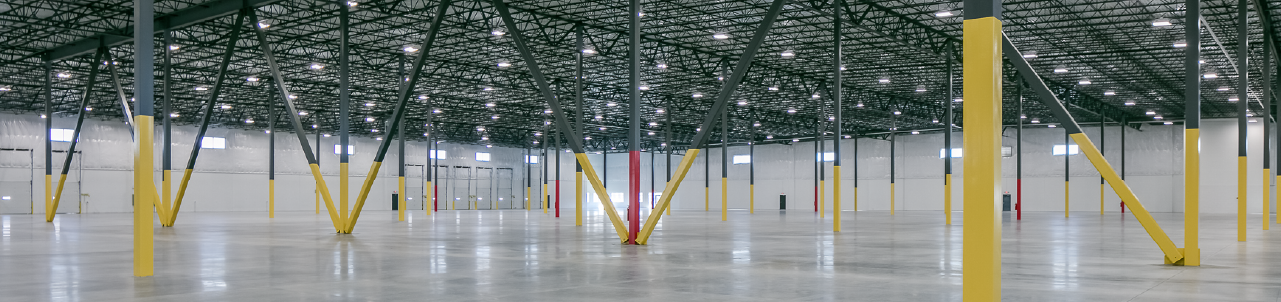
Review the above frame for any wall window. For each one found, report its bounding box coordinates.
[732,155,751,164]
[476,152,491,162]
[429,149,446,159]
[201,137,226,149]
[334,144,354,155]
[815,152,834,162]
[50,128,75,142]
[525,155,539,164]
[1002,146,1014,158]
[1053,144,1079,156]
[938,148,963,158]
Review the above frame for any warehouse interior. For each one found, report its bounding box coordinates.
[3,0,1281,300]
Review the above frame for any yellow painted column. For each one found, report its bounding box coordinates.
[425,180,432,216]
[576,172,583,225]
[398,176,406,221]
[705,187,709,211]
[821,179,829,218]
[721,178,727,221]
[1239,156,1247,241]
[543,183,549,213]
[750,184,755,214]
[1185,128,1201,266]
[43,175,50,217]
[1065,181,1070,218]
[133,115,155,277]
[163,170,172,218]
[945,174,952,225]
[962,10,1002,301]
[1264,169,1270,230]
[340,163,349,223]
[1276,175,1280,225]
[853,186,858,211]
[833,166,841,231]
[526,186,531,210]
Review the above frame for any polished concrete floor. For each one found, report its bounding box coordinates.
[2,208,1280,301]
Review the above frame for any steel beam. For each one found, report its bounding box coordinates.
[490,0,630,242]
[269,92,275,218]
[1004,32,1186,265]
[167,12,246,227]
[162,30,173,220]
[44,0,285,61]
[637,0,787,245]
[48,48,104,222]
[339,0,352,226]
[103,51,136,136]
[246,9,344,232]
[1017,82,1023,220]
[345,0,454,233]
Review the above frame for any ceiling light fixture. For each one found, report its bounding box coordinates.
[1173,40,1187,48]
[1022,51,1038,59]
[1103,90,1116,96]
[365,117,375,122]
[712,32,730,40]
[780,50,795,58]
[1151,18,1173,27]
[934,10,955,17]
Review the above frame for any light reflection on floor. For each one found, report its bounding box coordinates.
[0,210,1279,301]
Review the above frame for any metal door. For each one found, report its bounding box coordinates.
[476,167,494,210]
[496,168,514,209]
[450,166,472,210]
[405,164,425,210]
[0,149,34,214]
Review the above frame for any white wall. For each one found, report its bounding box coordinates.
[0,111,1272,215]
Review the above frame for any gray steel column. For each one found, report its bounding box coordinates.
[104,52,135,135]
[398,54,405,182]
[814,122,819,212]
[556,128,562,216]
[339,0,350,170]
[269,93,275,187]
[163,30,172,173]
[543,128,549,209]
[604,150,608,189]
[945,44,953,182]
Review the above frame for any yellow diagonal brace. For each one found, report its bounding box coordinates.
[1070,133,1183,262]
[343,162,383,233]
[157,170,171,222]
[166,169,195,226]
[48,173,68,221]
[307,163,344,232]
[637,149,700,245]
[574,153,629,242]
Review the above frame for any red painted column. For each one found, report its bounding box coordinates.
[434,185,438,212]
[1016,179,1021,220]
[628,151,640,244]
